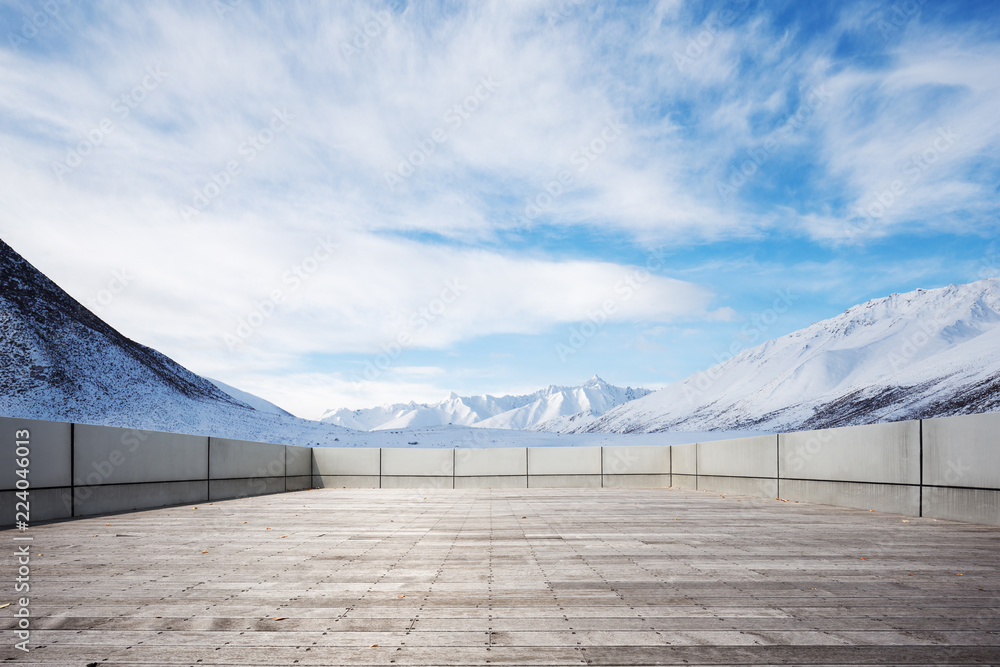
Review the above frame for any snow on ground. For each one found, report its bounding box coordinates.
[317,425,767,449]
[207,377,294,417]
[576,279,1000,433]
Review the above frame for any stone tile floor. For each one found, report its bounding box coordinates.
[2,487,999,665]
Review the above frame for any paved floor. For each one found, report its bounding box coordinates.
[2,487,999,665]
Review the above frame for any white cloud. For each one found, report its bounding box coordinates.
[213,370,455,419]
[3,1,999,412]
[108,229,719,361]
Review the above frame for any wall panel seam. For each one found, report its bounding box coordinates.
[779,478,922,488]
[70,422,75,517]
[919,419,924,517]
[921,483,1000,492]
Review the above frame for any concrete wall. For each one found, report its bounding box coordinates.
[285,445,312,491]
[208,437,284,500]
[528,446,602,487]
[921,412,1000,523]
[682,416,997,525]
[695,434,777,496]
[455,447,528,489]
[670,443,697,489]
[381,448,455,488]
[312,447,380,488]
[3,412,998,526]
[698,434,778,477]
[922,412,1000,488]
[778,421,921,515]
[309,445,670,489]
[602,446,669,488]
[70,424,209,519]
[1,416,73,525]
[0,420,316,525]
[381,448,454,476]
[779,420,920,484]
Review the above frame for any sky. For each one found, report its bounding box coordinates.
[2,0,999,419]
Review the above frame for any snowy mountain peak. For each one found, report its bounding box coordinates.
[567,278,1000,435]
[320,378,653,431]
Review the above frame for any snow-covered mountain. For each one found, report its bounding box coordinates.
[0,238,353,446]
[0,239,674,449]
[566,279,1000,434]
[9,233,996,445]
[207,377,294,417]
[320,376,651,431]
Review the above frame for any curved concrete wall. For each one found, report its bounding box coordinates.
[3,412,998,526]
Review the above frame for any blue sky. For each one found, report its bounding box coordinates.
[2,0,999,418]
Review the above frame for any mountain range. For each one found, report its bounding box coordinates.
[319,376,651,431]
[562,278,1000,433]
[0,238,656,448]
[2,236,998,442]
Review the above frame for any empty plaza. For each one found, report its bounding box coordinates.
[3,487,999,665]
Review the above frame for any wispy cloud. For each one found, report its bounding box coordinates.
[1,0,997,415]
